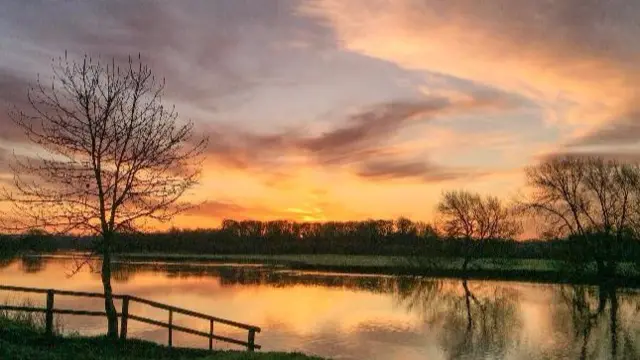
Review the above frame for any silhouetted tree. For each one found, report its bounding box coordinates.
[523,156,640,278]
[437,190,521,272]
[1,54,206,338]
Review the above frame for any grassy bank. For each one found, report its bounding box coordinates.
[115,253,567,270]
[0,315,323,360]
[109,253,640,286]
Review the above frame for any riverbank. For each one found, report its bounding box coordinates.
[0,316,323,360]
[12,252,640,287]
[109,253,640,287]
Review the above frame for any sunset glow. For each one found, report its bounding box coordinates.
[2,1,639,230]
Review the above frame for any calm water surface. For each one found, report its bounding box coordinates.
[0,256,638,360]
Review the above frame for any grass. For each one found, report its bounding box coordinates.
[117,253,568,269]
[115,252,635,273]
[0,315,324,360]
[0,299,64,334]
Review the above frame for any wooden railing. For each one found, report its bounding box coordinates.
[0,284,261,351]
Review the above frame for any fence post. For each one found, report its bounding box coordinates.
[209,319,214,350]
[45,290,54,337]
[247,329,256,352]
[168,309,173,348]
[120,296,129,341]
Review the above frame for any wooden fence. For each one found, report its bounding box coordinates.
[0,284,261,351]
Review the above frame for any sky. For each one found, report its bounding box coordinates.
[1,0,640,229]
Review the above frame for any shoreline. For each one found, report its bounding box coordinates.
[18,252,640,288]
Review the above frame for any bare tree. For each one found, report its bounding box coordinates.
[437,190,521,272]
[523,156,640,278]
[1,54,206,338]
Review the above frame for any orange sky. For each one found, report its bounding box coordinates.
[2,1,640,231]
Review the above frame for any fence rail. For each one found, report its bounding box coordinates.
[0,284,261,351]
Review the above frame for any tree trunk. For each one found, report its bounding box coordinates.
[609,285,618,360]
[596,258,606,280]
[461,236,473,275]
[101,234,118,339]
[462,280,473,332]
[606,261,617,280]
[462,257,470,273]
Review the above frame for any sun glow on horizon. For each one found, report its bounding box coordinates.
[1,1,639,234]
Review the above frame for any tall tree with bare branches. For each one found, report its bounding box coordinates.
[523,156,640,278]
[437,190,521,272]
[1,54,207,338]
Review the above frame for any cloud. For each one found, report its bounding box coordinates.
[1,0,525,187]
[296,93,513,164]
[571,109,640,147]
[0,0,328,114]
[0,69,30,108]
[0,69,32,142]
[299,100,448,162]
[0,148,14,183]
[201,91,515,182]
[356,159,464,182]
[185,200,253,219]
[301,0,640,139]
[184,199,330,222]
[538,150,640,164]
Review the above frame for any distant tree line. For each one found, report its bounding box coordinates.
[3,217,640,264]
[3,156,640,276]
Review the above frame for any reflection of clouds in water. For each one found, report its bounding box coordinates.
[1,257,640,359]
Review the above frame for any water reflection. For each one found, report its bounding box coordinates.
[395,278,520,359]
[110,260,405,293]
[551,284,639,360]
[0,256,638,360]
[20,255,46,273]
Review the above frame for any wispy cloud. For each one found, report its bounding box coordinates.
[185,199,332,222]
[200,91,516,182]
[301,0,640,140]
[538,149,640,164]
[356,159,463,182]
[185,200,258,219]
[0,69,33,142]
[570,109,640,147]
[3,0,639,224]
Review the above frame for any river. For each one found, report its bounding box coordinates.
[0,255,638,360]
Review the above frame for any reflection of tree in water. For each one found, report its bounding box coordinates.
[0,257,17,270]
[10,258,640,359]
[20,255,47,273]
[108,261,405,293]
[123,263,521,359]
[552,284,640,360]
[441,281,516,360]
[395,277,443,313]
[111,261,137,283]
[395,278,520,360]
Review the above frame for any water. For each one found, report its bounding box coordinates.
[0,255,638,360]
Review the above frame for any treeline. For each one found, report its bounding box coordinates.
[4,156,640,273]
[3,218,640,262]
